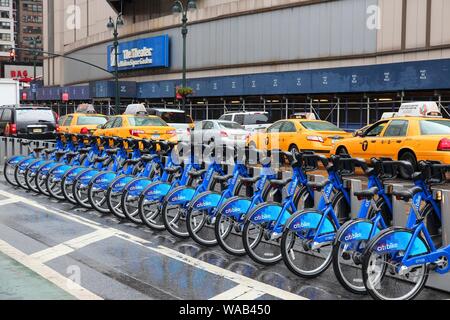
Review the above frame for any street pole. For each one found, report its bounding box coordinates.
[114,28,120,115]
[182,13,188,112]
[33,38,37,102]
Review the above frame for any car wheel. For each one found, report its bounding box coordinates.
[399,151,417,179]
[337,147,349,156]
[289,145,299,154]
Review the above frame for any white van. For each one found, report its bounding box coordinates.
[219,111,272,132]
[147,108,194,141]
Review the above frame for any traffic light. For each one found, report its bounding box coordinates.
[9,48,16,62]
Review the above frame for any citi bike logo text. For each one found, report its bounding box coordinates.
[171,195,186,202]
[254,214,271,221]
[225,207,242,215]
[196,201,212,208]
[376,242,398,252]
[293,221,310,229]
[147,189,162,196]
[344,232,362,241]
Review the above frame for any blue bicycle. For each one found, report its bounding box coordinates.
[137,143,204,230]
[161,145,228,239]
[89,139,163,215]
[331,158,412,293]
[185,146,254,246]
[242,150,317,265]
[214,149,280,256]
[280,155,369,276]
[361,161,449,300]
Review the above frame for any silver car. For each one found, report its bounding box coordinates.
[191,120,248,147]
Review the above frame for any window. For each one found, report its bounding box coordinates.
[219,115,232,122]
[15,109,55,122]
[202,121,214,130]
[0,1,10,8]
[234,114,245,125]
[0,22,11,30]
[365,121,388,137]
[76,116,108,126]
[103,119,116,129]
[63,116,73,126]
[383,120,409,137]
[1,109,11,122]
[267,122,283,133]
[113,118,123,128]
[0,10,9,18]
[58,116,66,126]
[0,33,11,41]
[219,122,244,130]
[420,120,450,135]
[243,114,271,125]
[157,112,192,124]
[127,117,167,127]
[281,122,297,133]
[300,121,345,132]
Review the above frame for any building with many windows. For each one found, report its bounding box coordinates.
[35,0,450,129]
[0,0,15,61]
[16,0,43,63]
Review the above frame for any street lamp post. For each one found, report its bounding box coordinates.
[172,0,197,112]
[107,14,124,115]
[32,37,39,102]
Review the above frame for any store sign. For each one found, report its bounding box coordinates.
[3,64,43,81]
[107,35,170,72]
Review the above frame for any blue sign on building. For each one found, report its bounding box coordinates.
[107,35,170,72]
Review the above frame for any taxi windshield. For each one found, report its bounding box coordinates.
[420,120,450,135]
[128,117,168,127]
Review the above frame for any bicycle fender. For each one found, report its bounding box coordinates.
[246,202,283,224]
[109,175,133,193]
[190,191,222,211]
[336,219,380,244]
[37,161,59,176]
[91,172,119,190]
[218,196,252,219]
[285,210,335,234]
[370,228,429,256]
[27,159,47,173]
[17,158,37,172]
[126,178,154,197]
[7,155,28,166]
[49,164,73,182]
[64,167,89,183]
[165,186,196,205]
[77,169,101,188]
[141,182,172,201]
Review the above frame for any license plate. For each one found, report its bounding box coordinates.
[33,128,43,133]
[152,134,160,139]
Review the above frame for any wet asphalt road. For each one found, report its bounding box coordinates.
[0,176,449,301]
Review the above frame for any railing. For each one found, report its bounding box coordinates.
[0,137,56,170]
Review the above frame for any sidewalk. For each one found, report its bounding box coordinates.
[0,252,75,300]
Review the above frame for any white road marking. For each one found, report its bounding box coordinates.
[0,239,102,300]
[209,284,265,300]
[0,197,21,206]
[30,229,114,263]
[0,189,308,301]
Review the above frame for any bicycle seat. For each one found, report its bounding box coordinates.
[270,177,293,188]
[307,180,329,191]
[240,176,261,185]
[141,154,159,162]
[164,166,182,174]
[189,169,207,178]
[354,187,379,200]
[32,147,45,153]
[392,186,422,201]
[21,140,32,146]
[65,152,78,159]
[43,148,56,154]
[125,158,141,165]
[93,155,109,163]
[79,147,92,154]
[105,148,119,155]
[55,150,68,157]
[214,174,233,183]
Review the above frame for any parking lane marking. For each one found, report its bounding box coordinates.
[0,189,307,301]
[209,285,265,300]
[0,197,21,206]
[30,229,114,263]
[0,239,102,300]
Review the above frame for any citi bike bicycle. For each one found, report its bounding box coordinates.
[331,158,412,294]
[361,161,449,300]
[241,150,317,265]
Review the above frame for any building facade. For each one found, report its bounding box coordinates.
[0,0,15,61]
[38,0,450,128]
[15,0,43,63]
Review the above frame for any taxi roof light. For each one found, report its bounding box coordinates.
[397,102,442,118]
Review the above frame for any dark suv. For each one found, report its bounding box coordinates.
[0,105,58,140]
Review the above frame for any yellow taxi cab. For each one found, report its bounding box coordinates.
[58,104,108,134]
[248,116,352,154]
[332,102,450,166]
[93,114,177,142]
